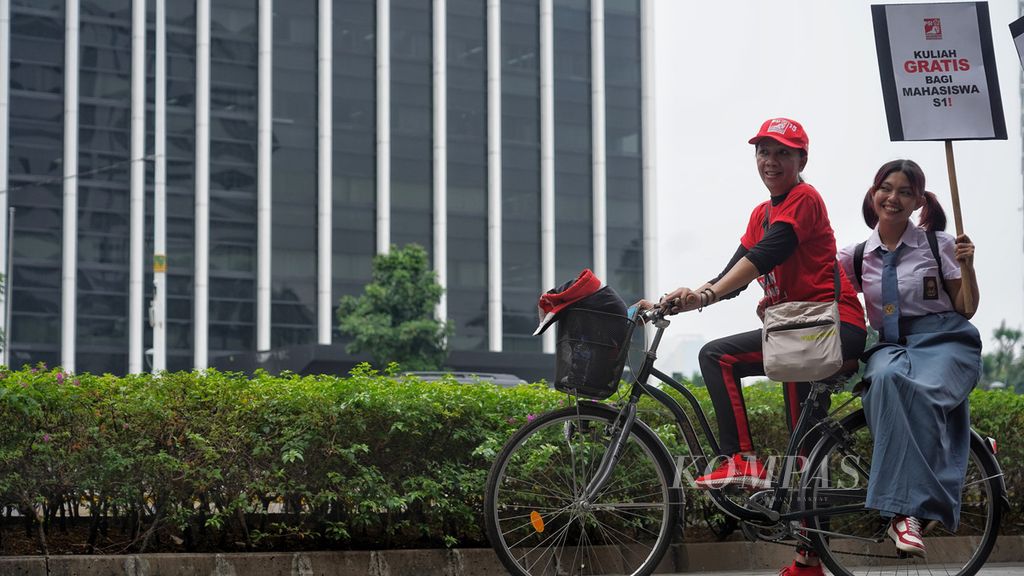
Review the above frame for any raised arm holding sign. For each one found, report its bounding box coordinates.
[872,1,1007,314]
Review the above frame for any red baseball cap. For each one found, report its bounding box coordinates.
[748,117,809,152]
[533,269,602,336]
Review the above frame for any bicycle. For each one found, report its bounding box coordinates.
[483,305,1007,576]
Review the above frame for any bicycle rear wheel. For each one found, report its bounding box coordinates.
[484,403,679,576]
[803,410,1002,576]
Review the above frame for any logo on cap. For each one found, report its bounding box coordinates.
[749,117,808,152]
[924,18,942,40]
[766,118,795,136]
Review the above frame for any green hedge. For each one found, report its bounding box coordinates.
[0,366,1020,555]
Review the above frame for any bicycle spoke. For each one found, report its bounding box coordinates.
[961,473,1002,488]
[584,522,614,575]
[542,515,578,575]
[595,483,666,506]
[502,456,581,502]
[594,471,664,501]
[520,510,578,573]
[504,503,577,551]
[498,484,573,506]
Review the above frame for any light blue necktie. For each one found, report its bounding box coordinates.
[880,244,904,343]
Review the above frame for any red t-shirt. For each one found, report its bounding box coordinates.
[740,183,866,329]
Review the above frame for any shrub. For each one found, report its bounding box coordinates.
[0,366,1019,554]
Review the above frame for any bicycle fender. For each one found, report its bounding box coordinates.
[970,428,1010,511]
[578,400,685,508]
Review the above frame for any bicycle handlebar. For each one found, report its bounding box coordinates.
[636,298,678,324]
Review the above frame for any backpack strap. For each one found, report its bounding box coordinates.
[925,229,953,300]
[853,241,866,290]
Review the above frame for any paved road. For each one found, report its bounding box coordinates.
[663,564,1024,576]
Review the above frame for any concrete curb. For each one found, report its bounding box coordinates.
[0,536,1020,575]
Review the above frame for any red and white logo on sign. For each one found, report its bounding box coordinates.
[924,18,942,40]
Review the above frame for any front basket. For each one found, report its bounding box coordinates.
[554,308,635,400]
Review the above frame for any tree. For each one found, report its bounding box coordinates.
[337,244,453,371]
[981,320,1024,391]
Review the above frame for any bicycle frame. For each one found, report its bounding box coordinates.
[485,306,1009,576]
[583,311,868,529]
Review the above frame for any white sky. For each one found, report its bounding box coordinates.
[651,0,1024,376]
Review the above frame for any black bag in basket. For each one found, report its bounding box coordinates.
[555,308,634,400]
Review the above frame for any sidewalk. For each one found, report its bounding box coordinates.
[1,536,1021,575]
[670,567,1024,576]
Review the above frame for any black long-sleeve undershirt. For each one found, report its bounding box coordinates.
[747,221,798,274]
[707,209,799,301]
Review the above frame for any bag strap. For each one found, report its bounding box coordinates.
[853,241,866,289]
[831,261,840,302]
[925,229,953,300]
[763,203,841,302]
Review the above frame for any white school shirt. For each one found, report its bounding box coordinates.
[837,223,961,330]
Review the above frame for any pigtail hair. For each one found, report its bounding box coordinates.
[862,189,878,229]
[918,190,947,232]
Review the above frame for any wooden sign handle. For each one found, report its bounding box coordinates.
[944,140,975,315]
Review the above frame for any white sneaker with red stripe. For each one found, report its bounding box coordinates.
[887,515,926,557]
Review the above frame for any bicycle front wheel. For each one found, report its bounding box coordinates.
[484,403,679,576]
[803,410,1002,576]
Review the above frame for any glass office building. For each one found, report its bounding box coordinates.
[0,0,655,376]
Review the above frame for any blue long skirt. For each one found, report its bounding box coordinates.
[861,311,982,530]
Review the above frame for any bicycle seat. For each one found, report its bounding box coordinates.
[813,359,860,393]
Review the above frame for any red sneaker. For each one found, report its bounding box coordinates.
[887,515,926,557]
[778,561,824,576]
[694,453,770,489]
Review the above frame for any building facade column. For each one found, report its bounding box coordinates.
[257,0,273,351]
[61,0,80,372]
[152,0,167,372]
[540,0,555,353]
[129,0,146,373]
[317,0,333,344]
[194,0,211,369]
[377,0,391,254]
[433,0,448,325]
[591,0,606,282]
[0,0,10,364]
[641,0,657,299]
[487,0,502,351]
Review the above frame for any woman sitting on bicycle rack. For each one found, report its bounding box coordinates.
[640,118,867,575]
[836,159,982,559]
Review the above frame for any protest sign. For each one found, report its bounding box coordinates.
[873,2,1005,141]
[872,2,1006,312]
